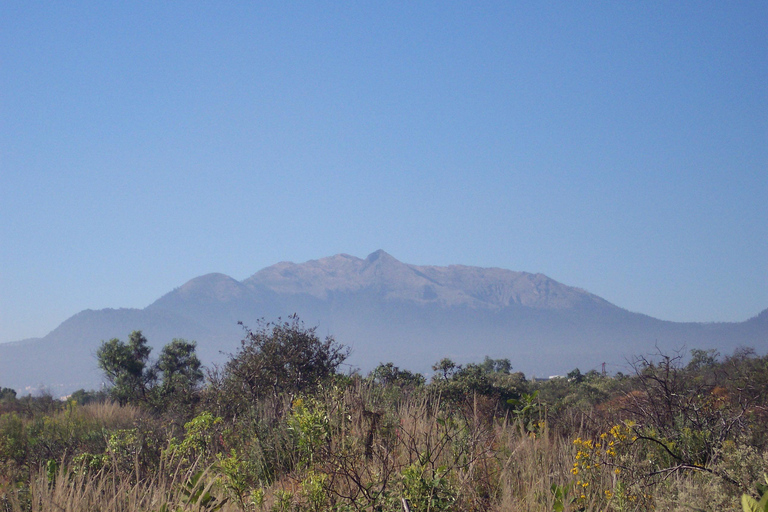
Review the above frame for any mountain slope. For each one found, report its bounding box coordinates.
[1,251,765,394]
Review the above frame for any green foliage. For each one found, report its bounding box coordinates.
[431,358,460,380]
[72,451,105,474]
[23,401,105,464]
[743,495,768,512]
[97,331,203,411]
[0,412,26,464]
[743,491,768,512]
[550,482,576,512]
[218,315,349,407]
[103,423,164,477]
[45,459,58,485]
[300,470,330,512]
[480,356,512,375]
[507,390,541,433]
[69,388,107,405]
[368,362,425,388]
[104,428,141,473]
[742,475,768,512]
[0,387,17,403]
[566,368,584,384]
[401,459,456,512]
[156,339,204,408]
[216,450,258,507]
[688,348,720,372]
[429,358,523,419]
[97,331,155,406]
[180,470,228,511]
[3,341,768,512]
[288,397,331,467]
[166,411,223,465]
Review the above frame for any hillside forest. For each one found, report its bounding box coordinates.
[1,316,767,511]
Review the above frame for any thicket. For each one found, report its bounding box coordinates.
[1,317,767,511]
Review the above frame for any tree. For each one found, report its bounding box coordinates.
[479,356,512,375]
[0,387,17,403]
[432,358,460,381]
[428,358,524,421]
[368,362,425,387]
[566,368,584,384]
[69,388,107,405]
[96,331,203,410]
[156,339,204,399]
[687,348,720,373]
[221,315,349,404]
[97,331,155,405]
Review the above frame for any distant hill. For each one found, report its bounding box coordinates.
[1,250,766,395]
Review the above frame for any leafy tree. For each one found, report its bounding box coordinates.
[479,356,512,375]
[566,368,584,384]
[687,348,720,372]
[69,388,107,405]
[428,358,524,420]
[368,362,425,387]
[0,387,17,403]
[584,369,602,382]
[156,339,204,400]
[97,331,203,410]
[97,331,155,405]
[221,315,349,405]
[432,358,460,381]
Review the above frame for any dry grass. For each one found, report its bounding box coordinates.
[2,382,762,511]
[0,460,238,512]
[77,401,144,427]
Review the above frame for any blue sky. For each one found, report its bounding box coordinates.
[1,2,766,343]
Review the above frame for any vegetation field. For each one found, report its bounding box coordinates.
[1,317,767,511]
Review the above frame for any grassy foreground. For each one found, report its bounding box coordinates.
[1,326,767,511]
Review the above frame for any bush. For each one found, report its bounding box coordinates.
[213,315,349,415]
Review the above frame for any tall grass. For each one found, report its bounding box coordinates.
[1,375,759,511]
[0,459,234,512]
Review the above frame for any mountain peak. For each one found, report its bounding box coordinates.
[151,272,249,306]
[365,249,398,264]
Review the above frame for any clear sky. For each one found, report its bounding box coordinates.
[1,2,766,344]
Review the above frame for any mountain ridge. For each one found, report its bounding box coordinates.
[243,250,614,311]
[1,250,765,394]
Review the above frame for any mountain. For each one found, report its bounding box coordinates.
[1,250,766,395]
